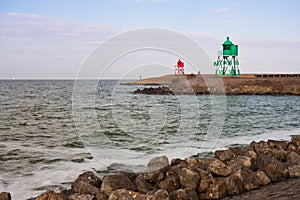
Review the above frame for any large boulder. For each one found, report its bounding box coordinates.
[169,188,199,200]
[224,174,244,195]
[135,175,154,194]
[228,155,255,173]
[200,178,227,199]
[207,158,232,177]
[214,150,234,163]
[178,167,200,190]
[256,154,288,182]
[72,171,102,195]
[267,139,288,150]
[288,165,300,177]
[198,171,214,193]
[108,189,146,200]
[146,189,169,200]
[68,193,95,200]
[254,170,271,186]
[148,156,169,170]
[101,174,136,196]
[34,192,65,200]
[0,192,11,200]
[291,136,300,147]
[157,176,180,192]
[143,168,165,183]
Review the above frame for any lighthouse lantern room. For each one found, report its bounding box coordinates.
[214,37,240,76]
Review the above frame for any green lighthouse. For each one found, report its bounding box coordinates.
[214,37,240,76]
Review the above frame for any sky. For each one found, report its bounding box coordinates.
[0,0,299,79]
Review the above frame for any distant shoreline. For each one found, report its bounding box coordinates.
[124,74,300,96]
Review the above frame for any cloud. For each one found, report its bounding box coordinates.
[211,7,231,14]
[0,12,116,44]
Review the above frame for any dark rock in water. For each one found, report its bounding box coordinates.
[169,188,199,200]
[146,189,169,200]
[0,192,11,200]
[133,86,174,95]
[157,176,180,192]
[100,174,136,196]
[178,167,200,190]
[147,156,169,170]
[135,175,154,194]
[73,171,102,188]
[108,189,146,200]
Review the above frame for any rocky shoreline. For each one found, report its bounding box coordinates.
[129,74,300,95]
[2,136,300,200]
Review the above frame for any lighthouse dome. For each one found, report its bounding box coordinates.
[223,36,233,45]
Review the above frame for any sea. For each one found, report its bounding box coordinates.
[0,80,299,199]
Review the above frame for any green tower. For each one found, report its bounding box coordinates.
[214,37,240,76]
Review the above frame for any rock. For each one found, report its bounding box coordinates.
[260,148,288,162]
[135,175,154,194]
[198,171,214,193]
[256,154,288,182]
[291,136,300,147]
[169,188,198,200]
[101,174,136,196]
[254,171,271,186]
[228,147,250,157]
[267,139,288,150]
[148,156,169,170]
[143,168,165,183]
[68,193,95,200]
[108,189,146,200]
[207,158,232,177]
[0,192,11,200]
[34,191,65,200]
[73,171,102,188]
[225,174,244,195]
[228,156,255,173]
[200,178,227,199]
[184,157,199,167]
[178,167,200,190]
[146,189,169,200]
[72,180,100,195]
[157,176,180,192]
[215,150,234,163]
[241,169,260,190]
[96,192,108,200]
[288,165,300,177]
[287,151,300,165]
[249,141,268,154]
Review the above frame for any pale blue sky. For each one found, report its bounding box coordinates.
[0,0,299,78]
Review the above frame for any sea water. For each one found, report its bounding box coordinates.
[0,80,299,199]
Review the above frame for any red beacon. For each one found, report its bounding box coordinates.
[175,59,185,75]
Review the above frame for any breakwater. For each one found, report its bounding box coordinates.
[128,74,300,95]
[2,136,299,200]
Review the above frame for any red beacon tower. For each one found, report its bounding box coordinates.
[175,59,185,75]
